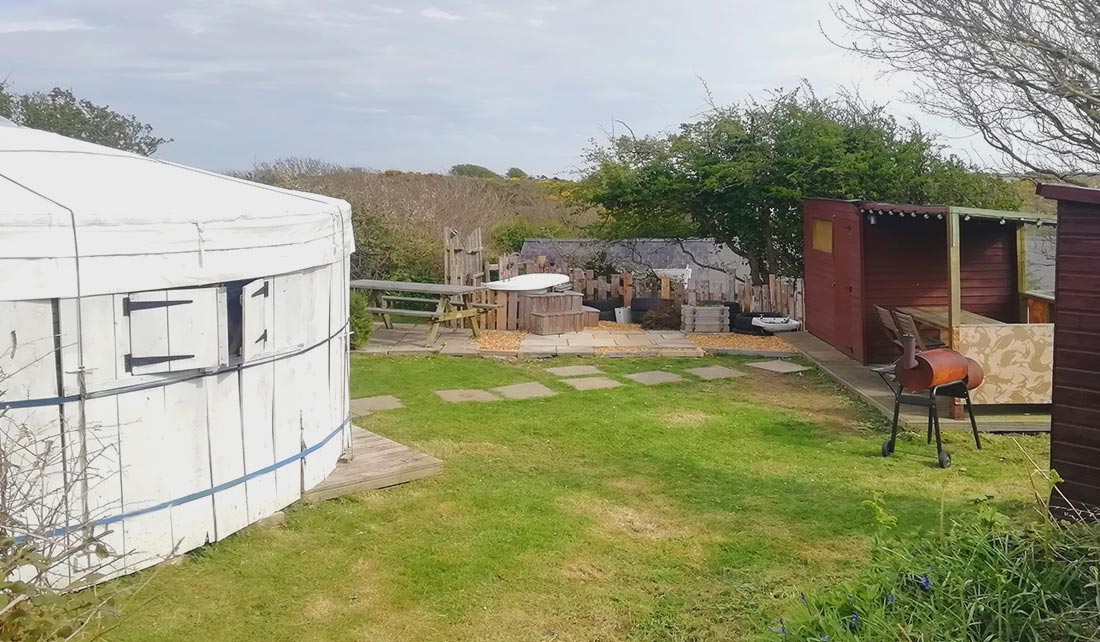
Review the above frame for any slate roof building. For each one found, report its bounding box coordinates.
[518,237,748,284]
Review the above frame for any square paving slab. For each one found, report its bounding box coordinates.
[746,360,810,374]
[546,365,604,377]
[350,395,404,416]
[624,370,685,385]
[560,376,623,391]
[434,389,501,403]
[686,365,747,380]
[491,382,558,400]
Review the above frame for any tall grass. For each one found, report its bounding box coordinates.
[783,467,1100,641]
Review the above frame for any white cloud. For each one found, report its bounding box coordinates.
[419,8,462,21]
[0,0,997,175]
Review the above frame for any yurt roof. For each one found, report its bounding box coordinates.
[0,125,353,301]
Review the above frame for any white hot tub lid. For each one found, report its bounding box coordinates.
[485,273,570,291]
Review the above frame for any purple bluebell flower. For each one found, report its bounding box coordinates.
[886,593,897,605]
[919,573,932,591]
[845,613,861,631]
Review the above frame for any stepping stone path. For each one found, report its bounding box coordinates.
[492,382,558,400]
[746,360,810,374]
[434,389,501,403]
[624,371,685,385]
[350,395,405,416]
[546,365,604,377]
[561,376,623,391]
[686,365,746,380]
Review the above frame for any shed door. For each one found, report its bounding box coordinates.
[833,218,857,357]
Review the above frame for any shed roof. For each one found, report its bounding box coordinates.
[1036,183,1100,205]
[0,125,353,301]
[806,198,1056,226]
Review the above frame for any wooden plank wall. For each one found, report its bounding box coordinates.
[482,252,804,330]
[1050,199,1100,513]
[859,216,1018,364]
[0,262,351,584]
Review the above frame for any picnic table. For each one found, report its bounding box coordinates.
[895,306,1005,330]
[350,279,495,346]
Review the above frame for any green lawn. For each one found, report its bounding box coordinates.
[111,355,1049,641]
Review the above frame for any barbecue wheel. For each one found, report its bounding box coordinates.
[938,450,952,469]
[881,440,894,457]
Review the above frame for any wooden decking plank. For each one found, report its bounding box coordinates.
[302,427,443,502]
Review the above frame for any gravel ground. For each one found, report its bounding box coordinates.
[687,332,798,352]
[473,330,526,352]
[595,321,642,332]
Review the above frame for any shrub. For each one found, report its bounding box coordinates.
[348,290,374,349]
[640,302,681,330]
[489,217,572,254]
[580,248,621,277]
[449,164,501,179]
[782,494,1100,641]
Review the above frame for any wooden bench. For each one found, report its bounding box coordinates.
[363,307,438,318]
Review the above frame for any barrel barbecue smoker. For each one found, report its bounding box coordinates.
[876,335,984,468]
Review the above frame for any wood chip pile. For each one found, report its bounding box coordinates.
[687,333,797,353]
[595,321,642,332]
[473,330,526,352]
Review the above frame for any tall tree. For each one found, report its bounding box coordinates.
[448,164,501,179]
[577,87,1019,283]
[0,84,169,156]
[831,0,1100,180]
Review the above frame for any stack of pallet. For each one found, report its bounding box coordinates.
[519,292,600,335]
[681,304,730,333]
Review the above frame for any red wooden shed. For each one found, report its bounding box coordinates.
[1035,183,1100,515]
[803,198,1056,408]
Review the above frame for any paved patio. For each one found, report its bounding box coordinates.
[357,323,705,357]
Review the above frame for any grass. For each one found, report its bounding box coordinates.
[109,355,1049,642]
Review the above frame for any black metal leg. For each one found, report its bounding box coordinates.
[927,391,935,444]
[932,400,945,455]
[890,396,901,445]
[964,390,982,450]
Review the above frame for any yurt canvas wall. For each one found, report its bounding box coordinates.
[0,125,354,582]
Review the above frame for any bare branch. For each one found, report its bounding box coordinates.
[830,0,1100,178]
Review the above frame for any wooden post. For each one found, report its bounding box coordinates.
[660,275,671,300]
[947,209,962,347]
[623,273,633,307]
[1015,222,1028,322]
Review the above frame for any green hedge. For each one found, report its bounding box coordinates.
[349,290,374,350]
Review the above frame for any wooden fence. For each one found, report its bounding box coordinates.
[479,252,804,331]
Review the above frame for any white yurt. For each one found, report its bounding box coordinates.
[0,121,354,581]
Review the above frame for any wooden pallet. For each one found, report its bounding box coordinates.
[529,310,586,334]
[302,427,442,503]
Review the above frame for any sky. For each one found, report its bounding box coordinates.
[0,0,992,175]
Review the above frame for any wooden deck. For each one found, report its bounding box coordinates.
[785,332,1050,434]
[303,427,443,502]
